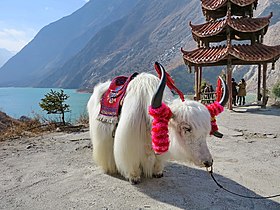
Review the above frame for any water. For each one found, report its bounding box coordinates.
[0,87,91,122]
[0,87,257,123]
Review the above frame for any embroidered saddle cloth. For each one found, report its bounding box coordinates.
[98,72,138,123]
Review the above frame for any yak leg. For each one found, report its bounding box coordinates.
[113,131,142,184]
[90,121,117,174]
[153,155,167,178]
[140,139,168,178]
[113,119,145,184]
[141,141,164,178]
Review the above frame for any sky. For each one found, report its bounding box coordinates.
[0,0,89,53]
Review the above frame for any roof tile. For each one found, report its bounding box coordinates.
[190,14,272,38]
[182,43,280,65]
[201,0,257,10]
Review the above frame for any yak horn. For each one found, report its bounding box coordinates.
[218,76,229,106]
[151,62,167,109]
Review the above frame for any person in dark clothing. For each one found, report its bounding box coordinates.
[231,78,238,106]
[238,78,247,105]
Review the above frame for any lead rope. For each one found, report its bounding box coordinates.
[206,166,280,199]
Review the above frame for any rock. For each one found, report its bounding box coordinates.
[19,116,32,122]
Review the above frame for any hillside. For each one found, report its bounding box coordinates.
[0,48,14,68]
[0,111,19,132]
[36,0,202,90]
[233,0,280,92]
[0,0,139,87]
[0,0,279,94]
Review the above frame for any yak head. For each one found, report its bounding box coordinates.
[151,62,228,168]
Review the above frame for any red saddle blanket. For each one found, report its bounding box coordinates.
[98,72,138,123]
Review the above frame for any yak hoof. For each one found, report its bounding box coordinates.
[129,177,141,185]
[153,172,163,178]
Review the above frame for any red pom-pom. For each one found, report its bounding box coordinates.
[148,103,172,154]
[206,102,224,117]
[206,102,224,136]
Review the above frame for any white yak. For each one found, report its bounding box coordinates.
[87,62,227,184]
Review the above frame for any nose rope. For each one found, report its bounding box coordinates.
[206,165,280,199]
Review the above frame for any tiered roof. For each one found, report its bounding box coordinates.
[201,0,258,20]
[182,43,280,66]
[183,0,278,108]
[201,0,258,10]
[182,0,280,69]
[190,13,272,43]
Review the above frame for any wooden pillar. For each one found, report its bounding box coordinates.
[257,64,261,101]
[227,61,233,110]
[198,66,202,100]
[195,66,199,100]
[262,63,267,108]
[226,2,232,110]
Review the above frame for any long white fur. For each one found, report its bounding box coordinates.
[168,99,212,166]
[87,72,212,183]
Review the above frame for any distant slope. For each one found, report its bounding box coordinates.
[0,0,139,87]
[38,0,202,90]
[233,0,280,92]
[41,0,280,93]
[0,0,278,94]
[0,49,14,68]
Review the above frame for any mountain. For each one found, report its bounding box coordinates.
[0,0,279,94]
[0,49,14,68]
[36,0,280,92]
[0,0,139,87]
[38,0,203,89]
[233,0,280,92]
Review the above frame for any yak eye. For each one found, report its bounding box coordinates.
[177,123,192,135]
[183,126,192,133]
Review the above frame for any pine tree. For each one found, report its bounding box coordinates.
[39,89,70,125]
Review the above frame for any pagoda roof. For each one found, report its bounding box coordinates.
[190,13,272,38]
[201,0,257,10]
[181,43,280,66]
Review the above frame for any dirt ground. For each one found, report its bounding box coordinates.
[0,105,280,210]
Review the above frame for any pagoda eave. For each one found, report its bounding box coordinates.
[201,0,257,11]
[184,59,278,68]
[192,30,268,44]
[182,43,280,66]
[202,7,252,20]
[190,14,272,39]
[201,0,258,20]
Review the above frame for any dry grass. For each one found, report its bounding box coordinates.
[0,112,90,141]
[0,118,56,141]
[75,112,89,126]
[271,100,280,108]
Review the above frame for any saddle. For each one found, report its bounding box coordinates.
[97,72,138,123]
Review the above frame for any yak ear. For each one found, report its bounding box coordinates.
[218,76,229,106]
[151,62,167,109]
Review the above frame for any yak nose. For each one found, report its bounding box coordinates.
[203,160,213,167]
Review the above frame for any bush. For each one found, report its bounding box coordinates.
[0,116,56,141]
[39,89,70,125]
[76,112,89,125]
[272,81,280,99]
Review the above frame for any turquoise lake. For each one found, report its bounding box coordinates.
[0,87,91,122]
[0,87,258,123]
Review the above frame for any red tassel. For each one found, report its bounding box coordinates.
[148,103,172,154]
[154,63,185,102]
[206,102,224,136]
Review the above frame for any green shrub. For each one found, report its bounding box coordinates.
[39,89,70,125]
[272,81,280,99]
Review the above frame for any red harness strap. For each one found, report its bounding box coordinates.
[154,63,185,101]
